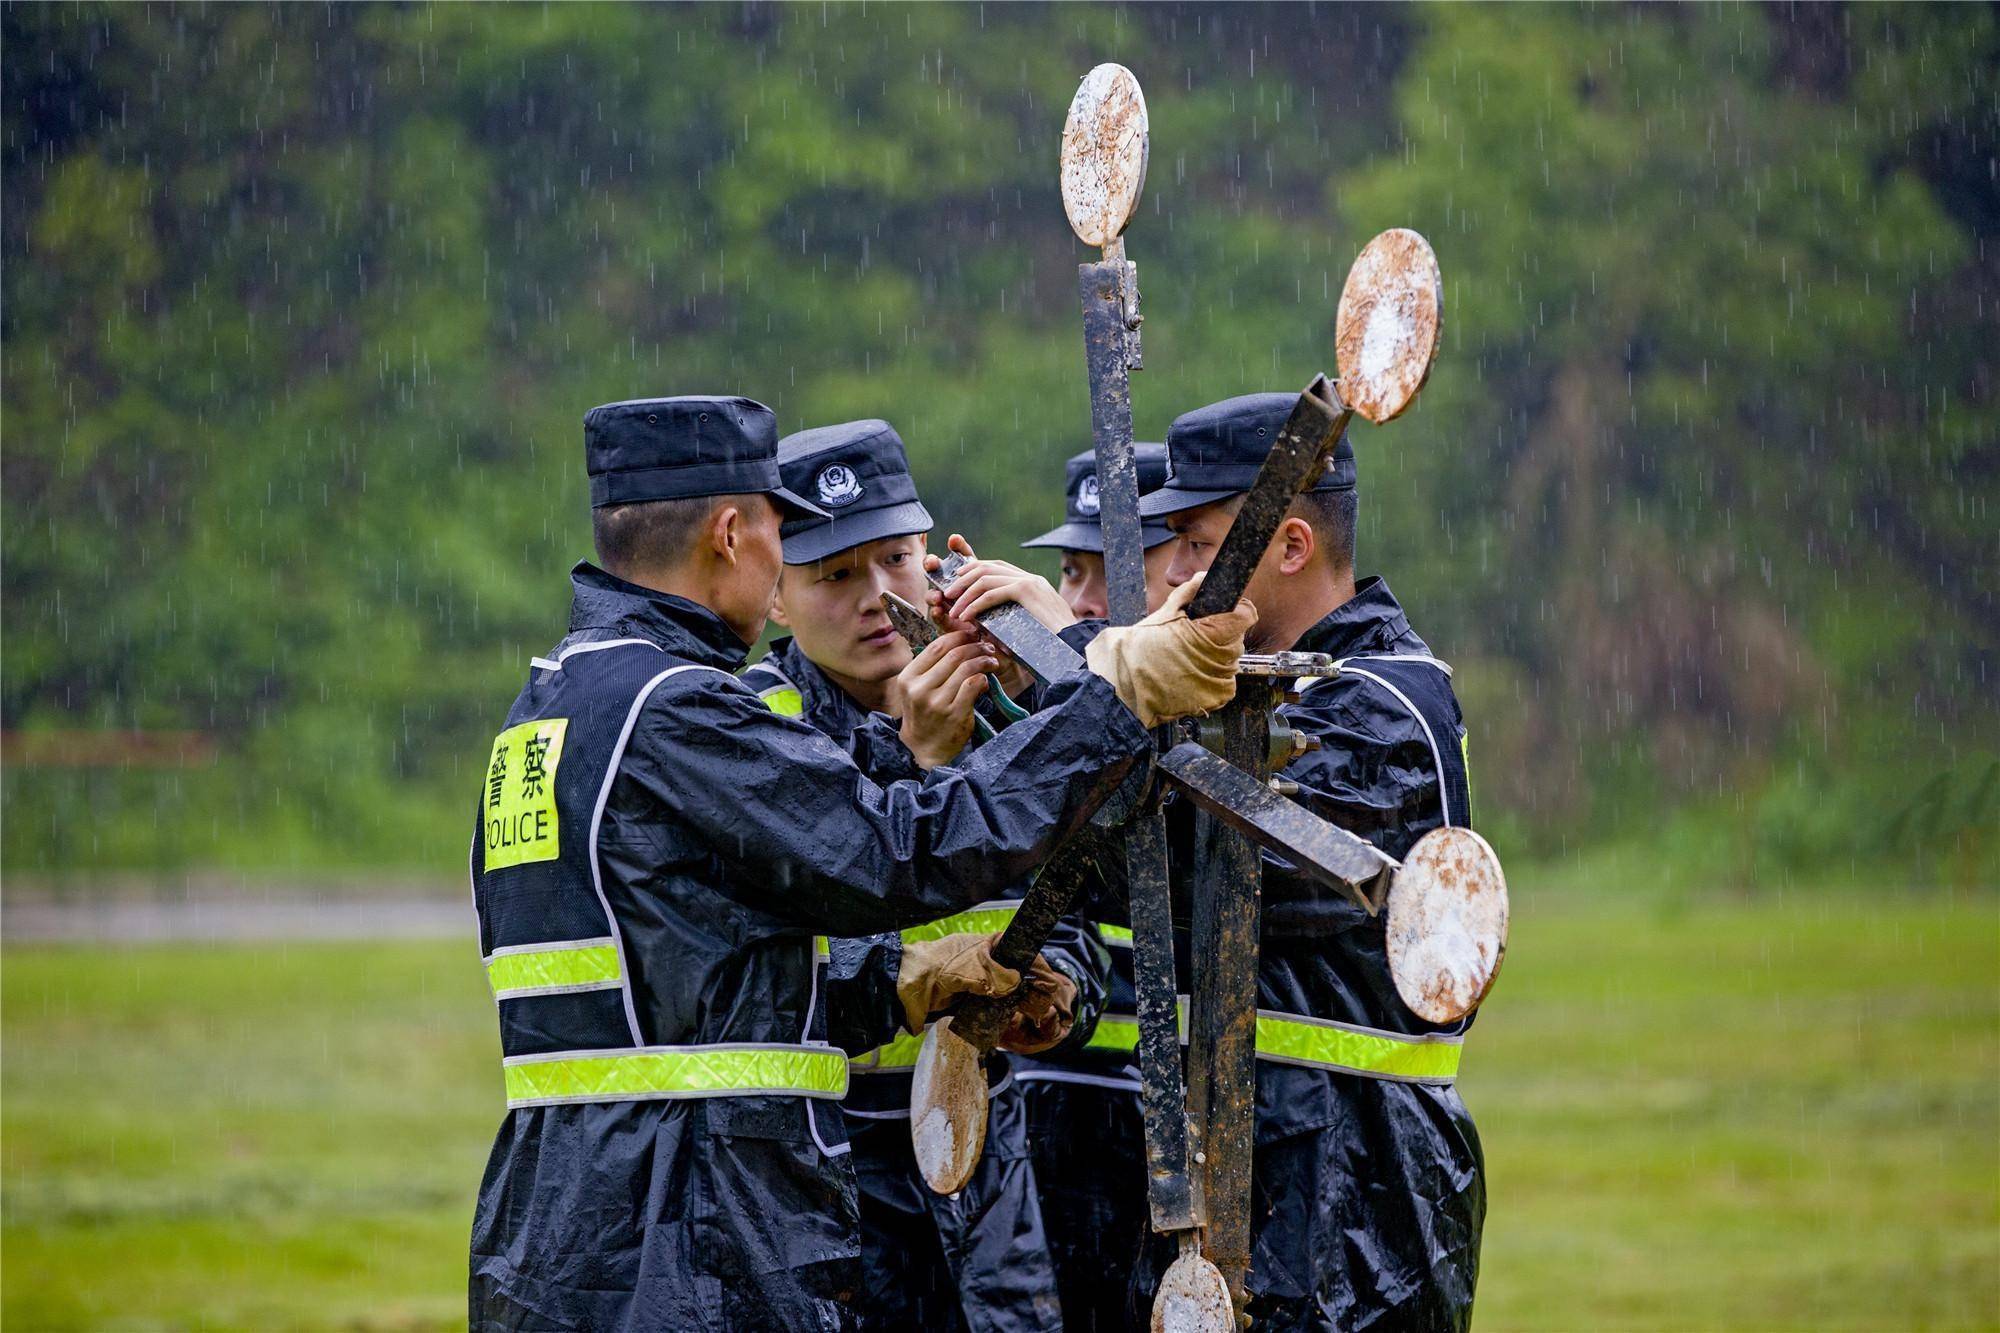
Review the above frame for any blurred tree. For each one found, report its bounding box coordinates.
[2,2,1991,881]
[1340,2,1997,853]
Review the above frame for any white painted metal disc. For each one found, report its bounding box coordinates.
[910,1018,989,1195]
[1335,228,1444,424]
[1060,63,1149,248]
[1386,825,1508,1024]
[1150,1247,1234,1333]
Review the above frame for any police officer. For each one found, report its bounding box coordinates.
[1138,392,1486,1331]
[467,395,1255,1330]
[1020,443,1178,620]
[742,419,1102,1333]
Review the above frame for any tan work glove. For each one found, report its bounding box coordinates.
[896,931,1021,1034]
[996,955,1079,1055]
[1084,573,1257,727]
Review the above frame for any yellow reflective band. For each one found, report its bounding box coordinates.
[481,717,569,871]
[900,901,1020,945]
[1459,728,1472,810]
[1096,923,1133,947]
[851,1028,926,1072]
[1087,1016,1140,1052]
[814,936,830,962]
[1253,1011,1461,1083]
[760,687,805,717]
[486,939,622,999]
[1087,1000,1187,1053]
[504,1044,850,1107]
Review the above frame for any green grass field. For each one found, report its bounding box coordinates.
[5,887,1997,1330]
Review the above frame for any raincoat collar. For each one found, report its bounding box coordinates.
[760,636,876,745]
[1291,575,1428,660]
[565,560,749,670]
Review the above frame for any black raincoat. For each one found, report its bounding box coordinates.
[1011,920,1151,1332]
[1158,575,1487,1331]
[469,564,1151,1331]
[742,636,1108,1333]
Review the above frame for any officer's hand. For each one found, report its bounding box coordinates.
[935,537,1079,633]
[891,630,996,770]
[994,954,1078,1055]
[1083,572,1257,727]
[896,931,1021,1034]
[924,535,1050,698]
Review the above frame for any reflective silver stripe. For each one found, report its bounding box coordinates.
[555,637,661,664]
[1330,665,1453,828]
[588,660,734,1045]
[1011,1067,1143,1094]
[841,1068,1015,1116]
[1293,655,1457,829]
[798,934,851,1158]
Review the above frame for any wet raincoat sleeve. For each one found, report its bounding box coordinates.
[848,711,925,784]
[626,668,1152,936]
[1260,682,1441,938]
[824,932,908,1055]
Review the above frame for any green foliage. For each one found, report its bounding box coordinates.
[2,3,1992,877]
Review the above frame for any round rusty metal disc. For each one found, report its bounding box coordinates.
[1386,825,1508,1024]
[1060,63,1149,248]
[1150,1247,1234,1333]
[910,1018,989,1195]
[1334,228,1444,424]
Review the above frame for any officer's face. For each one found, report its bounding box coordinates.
[713,494,788,644]
[1167,496,1320,651]
[771,534,930,686]
[1058,547,1175,620]
[1162,499,1239,589]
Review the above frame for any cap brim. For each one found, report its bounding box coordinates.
[1136,485,1242,519]
[771,485,831,521]
[782,499,934,565]
[1021,521,1177,552]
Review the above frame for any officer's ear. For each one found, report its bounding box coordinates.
[768,571,794,628]
[709,501,746,566]
[1275,515,1316,577]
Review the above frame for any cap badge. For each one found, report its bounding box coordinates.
[816,463,865,508]
[1076,474,1101,516]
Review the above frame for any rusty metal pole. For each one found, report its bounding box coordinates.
[1183,684,1273,1318]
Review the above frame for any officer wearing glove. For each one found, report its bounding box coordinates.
[468,395,1246,1331]
[1139,392,1486,1332]
[741,419,1106,1333]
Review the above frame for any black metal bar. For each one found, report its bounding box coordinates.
[1126,814,1201,1232]
[1186,376,1355,621]
[1187,685,1275,1312]
[1078,258,1148,628]
[1158,743,1397,912]
[941,831,1108,1050]
[1078,255,1207,1238]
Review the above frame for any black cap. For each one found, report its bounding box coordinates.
[775,419,935,564]
[1021,444,1176,552]
[584,395,827,518]
[1138,392,1356,519]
